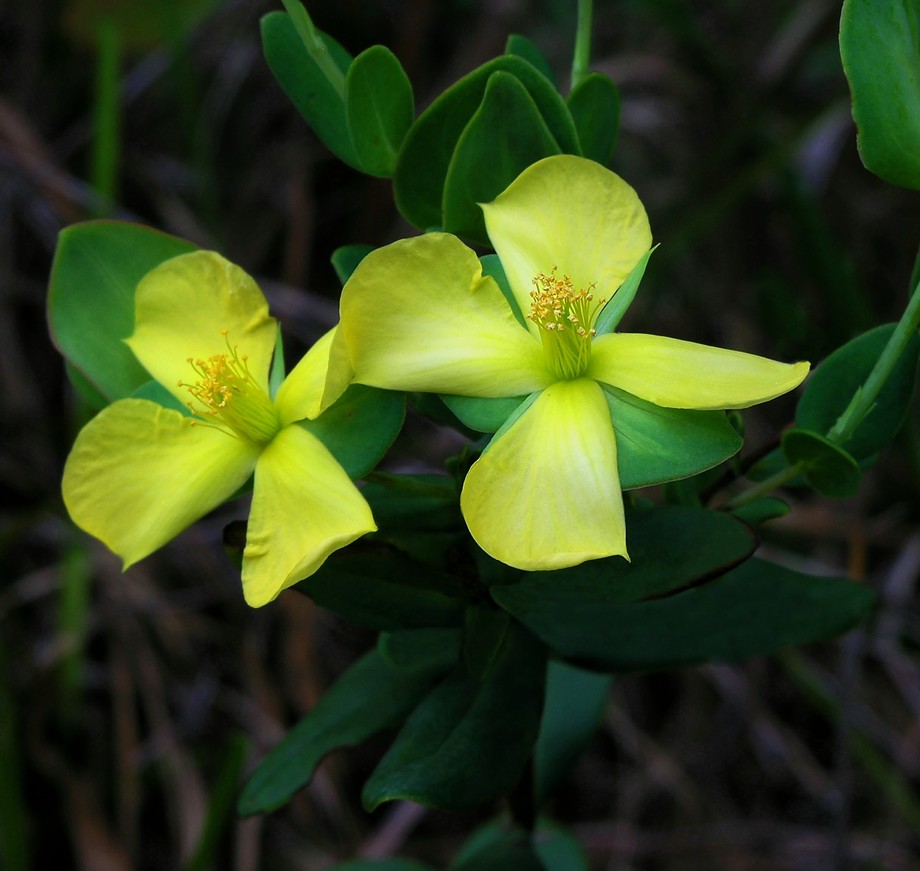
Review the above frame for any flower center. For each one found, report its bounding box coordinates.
[179,330,280,444]
[528,268,606,380]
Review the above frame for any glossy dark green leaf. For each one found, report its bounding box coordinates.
[535,660,611,802]
[730,496,790,526]
[480,252,526,326]
[566,72,620,165]
[48,221,196,402]
[238,648,446,815]
[299,384,405,479]
[603,386,743,489]
[332,243,374,284]
[295,551,463,630]
[497,505,755,608]
[346,45,414,177]
[495,558,875,673]
[378,628,461,670]
[261,11,360,169]
[463,605,513,681]
[443,71,562,243]
[796,324,920,461]
[782,428,861,499]
[362,623,546,811]
[505,33,557,85]
[394,55,580,231]
[451,831,544,871]
[533,823,590,871]
[840,0,920,189]
[362,473,462,531]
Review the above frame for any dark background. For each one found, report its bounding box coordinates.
[2,0,919,868]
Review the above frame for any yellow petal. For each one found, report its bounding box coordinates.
[127,251,278,407]
[340,233,552,398]
[481,155,652,335]
[461,378,626,571]
[62,399,259,567]
[589,333,810,409]
[274,327,353,425]
[242,424,376,607]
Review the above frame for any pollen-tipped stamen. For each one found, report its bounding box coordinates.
[528,268,606,380]
[178,330,280,444]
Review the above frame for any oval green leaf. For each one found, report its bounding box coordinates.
[566,72,621,165]
[346,45,414,178]
[48,220,196,402]
[237,648,447,816]
[394,55,580,231]
[603,385,743,489]
[782,428,861,499]
[260,10,361,170]
[796,323,920,460]
[494,558,875,673]
[361,623,546,811]
[840,0,920,189]
[443,71,562,243]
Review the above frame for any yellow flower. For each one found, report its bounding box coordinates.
[63,250,374,607]
[340,155,809,571]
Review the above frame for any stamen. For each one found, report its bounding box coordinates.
[528,268,606,380]
[178,331,279,444]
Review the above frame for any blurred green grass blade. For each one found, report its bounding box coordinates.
[56,542,92,725]
[0,635,30,871]
[183,735,249,871]
[91,18,120,216]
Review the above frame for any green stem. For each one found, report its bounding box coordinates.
[281,0,346,100]
[827,278,920,445]
[91,18,120,216]
[571,0,593,92]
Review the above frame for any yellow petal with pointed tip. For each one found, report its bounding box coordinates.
[62,398,259,567]
[481,155,653,335]
[274,327,351,425]
[242,424,376,607]
[341,233,552,398]
[461,378,626,570]
[127,251,277,406]
[588,333,810,409]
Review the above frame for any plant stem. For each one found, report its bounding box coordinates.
[281,0,346,100]
[571,0,593,92]
[91,18,120,216]
[826,278,920,444]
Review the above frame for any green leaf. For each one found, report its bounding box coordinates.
[441,394,529,433]
[602,386,743,489]
[505,33,557,86]
[362,623,546,811]
[378,628,462,670]
[730,496,790,526]
[535,661,611,803]
[332,243,374,284]
[497,505,755,608]
[443,71,562,244]
[295,551,463,630]
[261,11,361,170]
[300,384,405,479]
[533,822,590,871]
[840,0,920,189]
[462,605,513,681]
[237,648,447,815]
[346,45,414,178]
[480,253,526,326]
[394,55,580,231]
[495,558,876,673]
[48,221,196,402]
[782,428,861,498]
[594,246,656,335]
[566,72,620,165]
[796,323,920,461]
[451,828,544,871]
